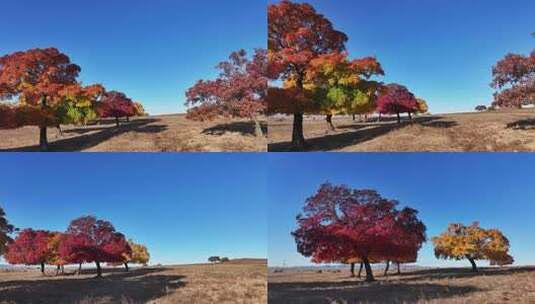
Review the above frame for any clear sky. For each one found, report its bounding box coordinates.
[0,153,267,265]
[0,0,266,115]
[268,153,535,268]
[271,0,535,114]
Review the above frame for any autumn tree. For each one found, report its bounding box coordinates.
[60,216,131,277]
[491,50,535,108]
[377,83,419,123]
[133,102,147,117]
[186,49,267,137]
[97,91,136,127]
[433,222,513,272]
[292,183,426,282]
[0,206,15,257]
[123,240,150,269]
[5,229,53,274]
[47,232,67,275]
[303,52,384,131]
[0,48,83,150]
[268,0,348,147]
[416,98,429,114]
[55,84,105,129]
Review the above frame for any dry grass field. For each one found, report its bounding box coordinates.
[0,259,267,304]
[0,114,267,152]
[268,109,535,152]
[268,266,535,304]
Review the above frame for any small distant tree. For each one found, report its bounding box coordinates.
[221,257,230,263]
[5,229,53,274]
[0,206,15,256]
[47,232,67,275]
[433,222,513,272]
[133,102,147,117]
[208,256,221,263]
[416,98,429,114]
[97,91,136,127]
[186,49,267,137]
[475,105,488,112]
[377,83,419,123]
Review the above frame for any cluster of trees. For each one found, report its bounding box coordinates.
[489,35,534,109]
[268,1,428,148]
[208,256,230,264]
[0,210,149,278]
[0,48,146,151]
[185,49,267,137]
[293,183,513,282]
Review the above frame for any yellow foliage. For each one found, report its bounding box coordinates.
[127,240,150,266]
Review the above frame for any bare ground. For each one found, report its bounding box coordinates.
[268,266,535,304]
[0,114,267,152]
[268,109,535,152]
[0,259,267,304]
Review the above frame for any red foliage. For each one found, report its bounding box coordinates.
[97,91,136,125]
[292,183,426,281]
[59,216,131,277]
[376,83,418,121]
[0,48,80,106]
[491,50,535,108]
[0,104,17,129]
[5,229,52,272]
[185,49,267,123]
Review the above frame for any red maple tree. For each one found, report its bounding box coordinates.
[186,49,267,137]
[376,83,419,123]
[293,183,426,282]
[59,216,131,277]
[491,51,535,108]
[268,0,348,147]
[0,48,81,150]
[4,229,53,274]
[97,91,136,127]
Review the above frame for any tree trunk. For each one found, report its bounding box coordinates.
[78,263,82,275]
[377,113,381,123]
[397,262,401,275]
[61,265,64,274]
[40,262,45,275]
[95,261,102,277]
[39,96,49,151]
[352,114,356,121]
[358,262,363,278]
[325,114,335,132]
[350,263,355,277]
[126,116,130,122]
[292,113,305,148]
[468,257,478,272]
[124,262,129,271]
[253,117,264,137]
[396,112,401,124]
[384,260,390,276]
[56,265,60,276]
[115,117,120,127]
[362,258,375,282]
[408,112,413,121]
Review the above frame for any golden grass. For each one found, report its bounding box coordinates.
[268,266,535,303]
[0,114,267,152]
[0,259,267,304]
[268,109,535,152]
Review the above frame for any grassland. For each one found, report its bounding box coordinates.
[268,109,535,152]
[0,259,267,304]
[268,265,535,303]
[0,115,267,152]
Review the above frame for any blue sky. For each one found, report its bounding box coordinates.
[0,0,266,115]
[268,153,535,268]
[271,0,535,113]
[0,153,267,265]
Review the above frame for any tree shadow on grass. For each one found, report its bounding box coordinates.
[268,281,481,304]
[396,266,535,282]
[0,118,168,152]
[506,118,535,130]
[269,116,457,152]
[202,121,268,136]
[0,267,185,304]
